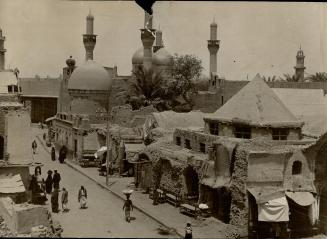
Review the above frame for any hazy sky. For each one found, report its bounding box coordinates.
[0,1,326,80]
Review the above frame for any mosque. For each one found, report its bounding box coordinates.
[51,11,173,161]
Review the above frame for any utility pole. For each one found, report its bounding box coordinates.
[106,90,112,186]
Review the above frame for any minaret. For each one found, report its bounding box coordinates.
[294,46,305,82]
[153,26,163,53]
[83,11,97,61]
[141,11,156,70]
[0,28,6,71]
[207,19,220,76]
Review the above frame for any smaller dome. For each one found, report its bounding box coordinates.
[68,60,112,91]
[66,56,76,68]
[297,48,304,57]
[132,47,144,65]
[153,48,173,66]
[87,12,94,20]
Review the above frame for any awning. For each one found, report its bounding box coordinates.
[258,196,289,222]
[45,116,55,122]
[285,191,315,206]
[0,174,25,194]
[248,186,285,204]
[124,143,145,153]
[94,146,107,158]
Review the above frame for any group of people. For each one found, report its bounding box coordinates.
[51,146,67,164]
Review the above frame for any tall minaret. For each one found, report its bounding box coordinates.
[83,11,97,61]
[153,26,163,53]
[0,28,6,71]
[294,46,305,82]
[141,11,156,70]
[207,19,220,76]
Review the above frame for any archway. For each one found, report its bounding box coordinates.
[183,165,199,202]
[0,136,4,160]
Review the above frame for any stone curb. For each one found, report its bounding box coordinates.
[36,135,183,238]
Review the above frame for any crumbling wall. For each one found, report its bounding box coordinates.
[173,129,219,153]
[229,144,249,228]
[159,160,184,195]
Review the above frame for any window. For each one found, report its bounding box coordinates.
[221,96,224,105]
[176,137,181,146]
[234,126,251,139]
[13,85,18,92]
[7,85,12,93]
[200,143,206,153]
[292,161,302,175]
[272,128,289,140]
[185,139,191,149]
[209,122,219,135]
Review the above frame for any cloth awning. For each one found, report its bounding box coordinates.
[248,186,285,204]
[285,191,315,206]
[124,143,145,153]
[45,116,55,122]
[0,174,25,194]
[258,196,289,222]
[94,146,107,158]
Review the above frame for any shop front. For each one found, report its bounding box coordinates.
[248,187,318,239]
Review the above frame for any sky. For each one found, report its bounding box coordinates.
[0,1,326,81]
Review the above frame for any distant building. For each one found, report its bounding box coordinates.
[18,76,60,123]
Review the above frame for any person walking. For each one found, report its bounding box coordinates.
[45,170,53,194]
[51,188,59,213]
[51,147,56,161]
[53,170,61,190]
[32,140,37,154]
[185,223,193,239]
[59,146,67,164]
[78,186,87,209]
[123,194,133,222]
[61,188,68,212]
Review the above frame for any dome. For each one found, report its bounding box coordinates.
[153,48,173,66]
[132,47,143,65]
[68,60,112,91]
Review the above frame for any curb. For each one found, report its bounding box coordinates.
[36,135,183,238]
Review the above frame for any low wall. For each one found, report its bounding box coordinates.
[0,197,49,234]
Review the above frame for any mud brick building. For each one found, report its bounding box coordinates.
[133,74,327,238]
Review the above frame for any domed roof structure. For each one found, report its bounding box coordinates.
[68,60,112,91]
[132,47,144,65]
[153,48,173,66]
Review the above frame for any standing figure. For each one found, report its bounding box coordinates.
[43,133,46,141]
[45,170,53,194]
[32,140,37,154]
[61,188,69,212]
[185,223,193,239]
[51,147,56,161]
[78,186,87,209]
[59,146,67,164]
[123,194,133,222]
[53,170,61,190]
[51,188,59,213]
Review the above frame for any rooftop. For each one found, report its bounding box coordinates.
[205,74,304,128]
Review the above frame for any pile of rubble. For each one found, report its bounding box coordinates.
[0,211,63,238]
[0,216,15,237]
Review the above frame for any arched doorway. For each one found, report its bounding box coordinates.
[183,166,199,202]
[0,136,4,160]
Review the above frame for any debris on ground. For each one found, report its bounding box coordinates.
[156,225,178,236]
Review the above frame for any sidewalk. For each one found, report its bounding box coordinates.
[35,129,238,239]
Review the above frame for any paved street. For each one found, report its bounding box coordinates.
[30,127,176,238]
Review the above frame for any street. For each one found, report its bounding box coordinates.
[30,127,176,238]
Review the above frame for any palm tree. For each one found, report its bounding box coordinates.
[128,66,173,111]
[281,73,300,82]
[262,75,277,82]
[307,72,327,82]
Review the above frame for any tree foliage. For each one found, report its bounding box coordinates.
[307,72,327,82]
[279,73,300,82]
[171,54,203,107]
